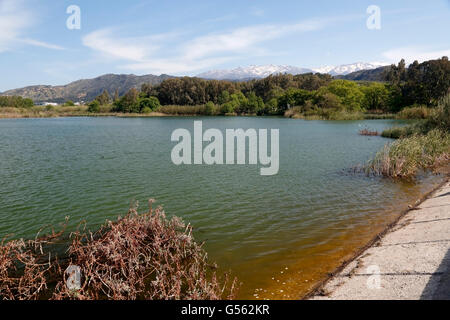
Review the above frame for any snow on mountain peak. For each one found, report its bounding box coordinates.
[196,62,389,80]
[197,65,313,80]
[312,62,387,76]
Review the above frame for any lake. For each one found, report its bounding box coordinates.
[0,117,443,299]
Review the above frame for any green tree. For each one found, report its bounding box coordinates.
[320,80,364,111]
[229,92,248,113]
[315,92,342,110]
[245,92,264,114]
[204,101,216,115]
[114,88,140,113]
[361,83,390,111]
[218,90,231,105]
[96,90,111,106]
[263,98,279,115]
[277,88,313,112]
[138,96,160,112]
[0,96,34,108]
[88,100,100,113]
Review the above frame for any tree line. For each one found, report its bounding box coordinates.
[2,57,448,117]
[386,57,450,110]
[0,96,34,108]
[87,57,447,116]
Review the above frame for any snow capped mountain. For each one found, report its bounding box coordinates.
[196,62,389,80]
[197,65,313,80]
[312,62,388,76]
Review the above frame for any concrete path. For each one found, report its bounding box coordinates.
[310,180,450,300]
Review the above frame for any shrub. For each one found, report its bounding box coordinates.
[428,93,450,130]
[141,107,152,114]
[113,88,140,113]
[204,101,216,115]
[396,105,433,119]
[366,129,450,178]
[88,100,100,113]
[139,96,160,112]
[0,201,237,300]
[381,125,419,139]
[64,100,75,107]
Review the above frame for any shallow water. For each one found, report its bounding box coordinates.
[0,117,443,299]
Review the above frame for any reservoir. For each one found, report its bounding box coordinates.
[0,117,442,299]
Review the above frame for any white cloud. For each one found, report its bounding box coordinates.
[0,0,64,52]
[82,19,327,75]
[0,0,31,52]
[19,38,65,50]
[382,47,450,64]
[82,29,152,62]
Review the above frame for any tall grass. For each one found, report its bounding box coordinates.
[381,125,420,139]
[396,105,433,119]
[382,94,450,139]
[0,106,90,118]
[367,129,450,178]
[285,108,365,120]
[0,200,237,300]
[157,105,208,115]
[369,94,450,178]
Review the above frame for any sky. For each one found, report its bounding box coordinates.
[0,0,449,91]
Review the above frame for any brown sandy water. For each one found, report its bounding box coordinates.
[248,176,446,300]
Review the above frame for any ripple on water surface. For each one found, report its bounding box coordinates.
[0,117,442,298]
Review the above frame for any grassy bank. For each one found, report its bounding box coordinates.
[0,106,182,119]
[366,94,450,178]
[284,107,396,120]
[0,103,441,121]
[0,201,237,300]
[0,106,90,118]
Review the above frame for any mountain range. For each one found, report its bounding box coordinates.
[1,63,389,103]
[197,62,387,80]
[197,65,313,80]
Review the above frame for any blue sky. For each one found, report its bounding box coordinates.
[0,0,449,91]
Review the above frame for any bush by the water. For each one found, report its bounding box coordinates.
[396,105,433,119]
[0,200,237,300]
[370,94,450,178]
[382,93,450,139]
[367,129,450,178]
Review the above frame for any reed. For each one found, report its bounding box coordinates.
[396,105,433,119]
[366,129,450,178]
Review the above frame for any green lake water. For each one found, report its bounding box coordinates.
[0,117,442,299]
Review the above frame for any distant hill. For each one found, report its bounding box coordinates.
[0,74,174,104]
[335,66,391,81]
